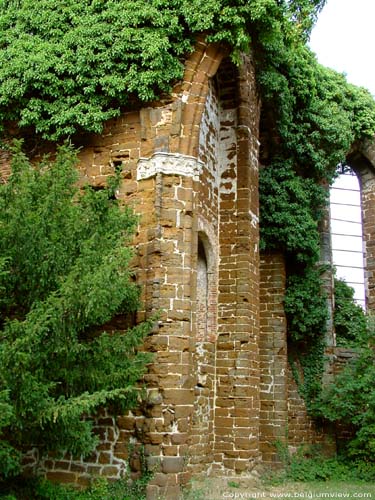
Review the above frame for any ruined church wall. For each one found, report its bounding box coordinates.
[24,109,167,485]
[12,40,229,497]
[19,111,146,485]
[1,44,263,485]
[287,368,327,448]
[32,119,198,492]
[5,37,372,496]
[8,33,363,492]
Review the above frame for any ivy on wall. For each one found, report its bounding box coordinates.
[253,4,375,407]
[0,0,325,141]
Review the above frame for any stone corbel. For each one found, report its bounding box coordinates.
[137,152,203,181]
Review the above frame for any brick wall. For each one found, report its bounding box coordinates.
[23,410,131,487]
[188,76,220,475]
[259,253,333,461]
[259,253,288,462]
[287,365,327,449]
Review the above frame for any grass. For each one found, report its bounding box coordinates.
[183,479,375,500]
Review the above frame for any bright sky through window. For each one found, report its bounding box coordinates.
[330,171,365,308]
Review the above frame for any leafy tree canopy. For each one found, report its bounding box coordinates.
[0,142,152,478]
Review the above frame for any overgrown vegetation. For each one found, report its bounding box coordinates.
[0,474,151,500]
[256,14,375,413]
[271,441,375,484]
[288,278,375,460]
[334,278,367,346]
[0,0,326,142]
[0,142,152,480]
[0,0,356,410]
[285,279,375,469]
[312,323,375,462]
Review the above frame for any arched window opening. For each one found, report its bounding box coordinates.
[197,239,208,340]
[330,166,366,309]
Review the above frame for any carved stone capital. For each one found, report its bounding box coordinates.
[137,152,203,181]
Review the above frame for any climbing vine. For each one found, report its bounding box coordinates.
[256,37,375,402]
[284,263,328,408]
[258,54,375,401]
[253,5,375,406]
[288,337,325,412]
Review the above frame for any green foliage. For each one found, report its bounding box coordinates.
[284,261,327,406]
[285,265,328,341]
[0,142,152,478]
[0,473,151,499]
[0,0,331,142]
[259,162,326,263]
[0,441,21,481]
[334,278,367,347]
[312,334,375,462]
[286,0,327,37]
[307,280,374,463]
[0,0,374,256]
[284,262,327,407]
[0,445,153,497]
[259,55,375,264]
[0,0,191,140]
[255,1,375,410]
[254,9,375,405]
[1,0,375,465]
[227,480,240,488]
[272,442,375,483]
[257,37,375,318]
[288,336,325,410]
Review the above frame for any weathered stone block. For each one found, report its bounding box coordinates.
[161,457,185,474]
[46,471,76,484]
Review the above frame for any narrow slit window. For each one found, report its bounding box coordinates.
[197,239,208,340]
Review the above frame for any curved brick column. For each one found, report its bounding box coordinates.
[138,37,225,160]
[133,41,229,498]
